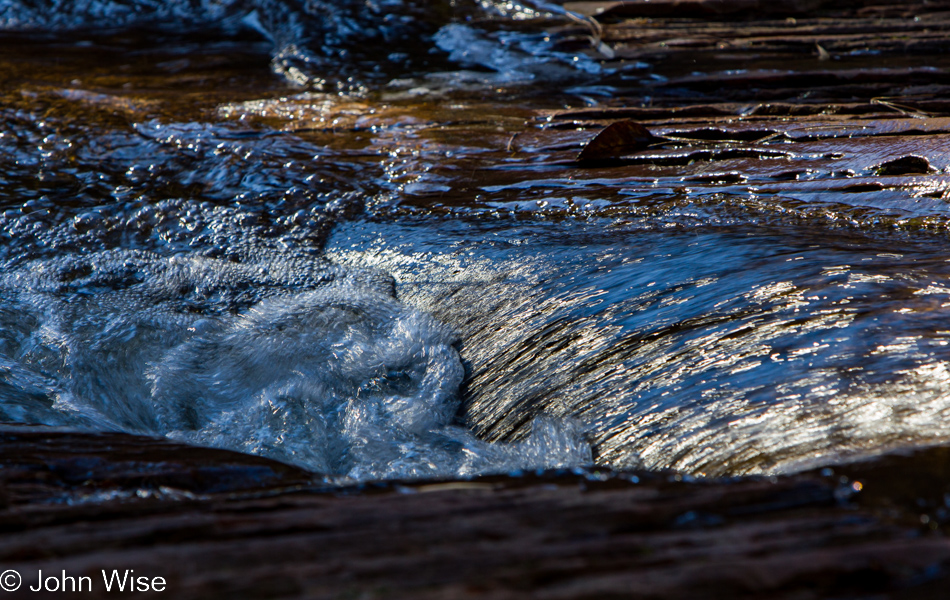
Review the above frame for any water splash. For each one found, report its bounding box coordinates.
[327,219,950,477]
[0,0,612,90]
[0,248,590,480]
[433,23,605,84]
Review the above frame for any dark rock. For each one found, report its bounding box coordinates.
[2,425,950,599]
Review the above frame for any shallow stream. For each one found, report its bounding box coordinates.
[3,0,950,483]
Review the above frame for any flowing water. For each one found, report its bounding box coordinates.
[3,0,950,483]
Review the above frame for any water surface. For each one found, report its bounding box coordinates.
[2,0,950,482]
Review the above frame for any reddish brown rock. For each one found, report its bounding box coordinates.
[1,424,949,599]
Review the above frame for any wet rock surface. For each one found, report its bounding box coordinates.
[5,0,950,597]
[2,424,950,598]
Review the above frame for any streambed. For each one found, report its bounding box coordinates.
[4,0,950,483]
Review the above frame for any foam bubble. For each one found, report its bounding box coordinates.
[0,249,591,480]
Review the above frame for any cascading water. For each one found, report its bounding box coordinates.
[2,0,950,484]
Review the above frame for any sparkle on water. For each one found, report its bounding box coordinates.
[1,0,950,481]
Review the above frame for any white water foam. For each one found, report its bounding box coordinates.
[0,249,591,481]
